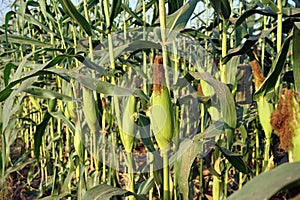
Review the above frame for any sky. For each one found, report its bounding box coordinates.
[0,0,297,24]
[0,0,13,23]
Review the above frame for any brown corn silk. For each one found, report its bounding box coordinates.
[271,88,300,151]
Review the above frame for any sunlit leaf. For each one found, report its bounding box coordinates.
[228,162,300,200]
[254,34,292,99]
[82,184,147,200]
[58,0,92,36]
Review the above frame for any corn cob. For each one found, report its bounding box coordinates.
[251,59,273,170]
[82,87,98,133]
[119,95,136,153]
[150,56,174,150]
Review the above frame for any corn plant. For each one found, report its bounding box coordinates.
[0,0,300,200]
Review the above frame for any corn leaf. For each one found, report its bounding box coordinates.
[109,0,122,29]
[190,72,236,129]
[227,162,300,200]
[222,27,276,64]
[58,0,92,36]
[23,86,73,101]
[122,4,144,26]
[34,112,51,161]
[261,0,279,12]
[174,139,203,200]
[254,34,292,99]
[216,144,249,174]
[159,0,198,31]
[0,34,53,47]
[293,22,300,93]
[283,7,300,16]
[4,11,15,45]
[82,184,147,200]
[167,0,183,14]
[137,177,155,195]
[210,0,231,20]
[234,7,276,28]
[3,63,14,86]
[0,54,73,102]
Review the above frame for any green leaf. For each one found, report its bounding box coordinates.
[222,27,276,64]
[23,13,57,36]
[180,28,210,40]
[165,0,198,31]
[137,176,155,195]
[23,86,73,101]
[167,0,183,14]
[210,0,231,20]
[5,11,15,45]
[173,120,224,199]
[49,68,149,100]
[293,22,300,93]
[174,138,203,200]
[0,34,53,47]
[98,39,161,66]
[82,184,147,200]
[110,0,122,29]
[234,7,276,29]
[190,72,236,129]
[254,34,292,99]
[122,4,144,26]
[49,111,75,132]
[0,54,76,102]
[58,0,92,36]
[226,55,240,86]
[283,7,300,17]
[261,0,279,13]
[4,63,14,86]
[227,162,300,200]
[34,112,51,161]
[216,144,249,174]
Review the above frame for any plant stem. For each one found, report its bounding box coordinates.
[221,20,227,83]
[162,147,170,200]
[126,152,135,200]
[277,0,282,54]
[159,0,170,88]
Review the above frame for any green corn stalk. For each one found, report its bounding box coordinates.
[149,56,174,200]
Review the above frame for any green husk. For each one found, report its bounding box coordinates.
[150,56,174,151]
[119,95,137,153]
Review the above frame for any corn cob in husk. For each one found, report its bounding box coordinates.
[82,87,98,133]
[150,56,174,150]
[119,95,137,153]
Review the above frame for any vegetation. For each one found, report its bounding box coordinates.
[0,0,300,199]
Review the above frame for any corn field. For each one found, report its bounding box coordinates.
[1,0,300,199]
